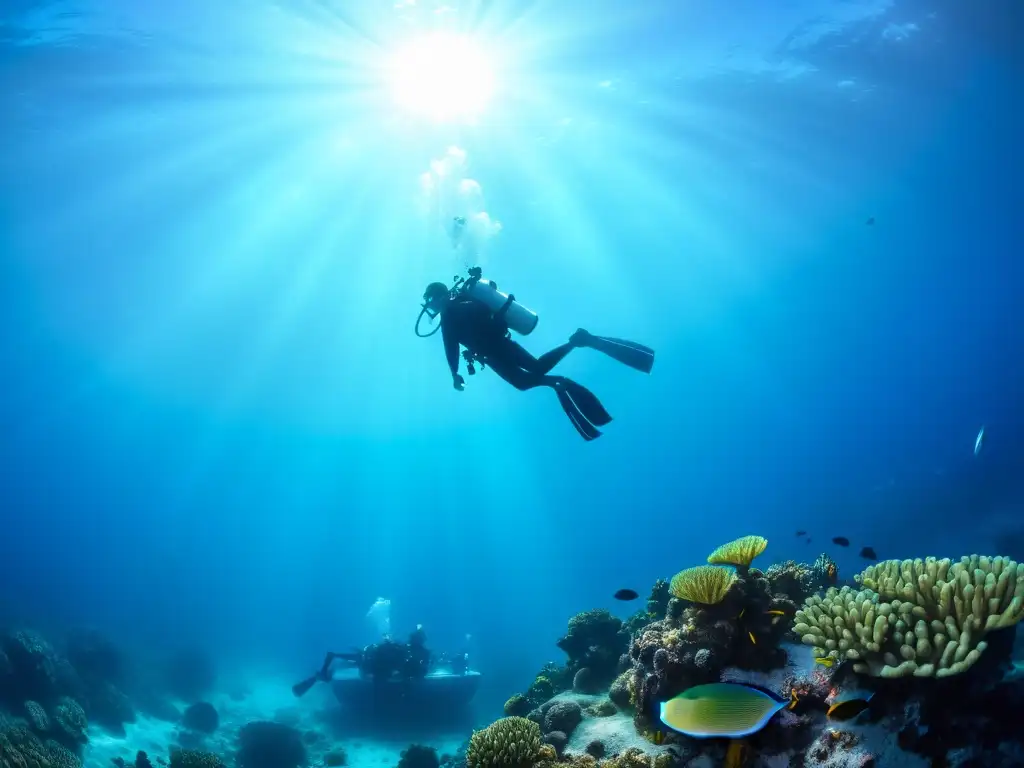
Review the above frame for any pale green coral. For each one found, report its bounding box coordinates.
[669,566,737,605]
[794,554,1024,678]
[466,717,541,768]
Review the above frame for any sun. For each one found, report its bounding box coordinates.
[388,33,495,122]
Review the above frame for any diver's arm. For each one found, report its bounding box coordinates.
[441,321,461,378]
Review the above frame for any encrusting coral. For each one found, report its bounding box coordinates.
[794,555,1024,678]
[668,566,737,605]
[707,535,768,570]
[466,717,542,768]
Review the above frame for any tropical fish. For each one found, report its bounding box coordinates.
[866,217,875,225]
[814,656,835,668]
[795,530,807,537]
[724,740,750,768]
[748,631,757,645]
[659,683,797,739]
[859,546,878,561]
[765,610,787,616]
[614,589,639,601]
[974,426,985,456]
[832,536,850,547]
[827,690,875,720]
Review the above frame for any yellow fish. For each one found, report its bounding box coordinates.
[748,631,757,644]
[725,740,749,768]
[815,656,835,668]
[765,610,786,616]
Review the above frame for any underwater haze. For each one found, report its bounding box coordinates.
[2,0,1024,755]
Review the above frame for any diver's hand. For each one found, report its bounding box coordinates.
[453,374,465,391]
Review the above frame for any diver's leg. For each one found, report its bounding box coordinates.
[484,354,603,440]
[505,338,577,375]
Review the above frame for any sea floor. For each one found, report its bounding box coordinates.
[82,675,466,768]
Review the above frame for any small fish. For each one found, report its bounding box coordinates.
[748,631,757,645]
[832,537,850,547]
[805,537,812,544]
[866,217,875,225]
[795,530,807,537]
[614,589,639,601]
[660,683,796,739]
[765,610,786,616]
[859,546,878,561]
[737,608,745,620]
[814,656,835,668]
[724,740,750,768]
[827,690,875,720]
[974,426,985,456]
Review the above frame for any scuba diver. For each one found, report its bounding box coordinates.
[291,626,432,698]
[415,267,655,441]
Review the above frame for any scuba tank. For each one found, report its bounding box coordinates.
[462,273,539,336]
[414,267,539,338]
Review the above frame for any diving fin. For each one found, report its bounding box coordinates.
[556,387,602,441]
[576,330,655,374]
[562,380,612,427]
[292,675,319,698]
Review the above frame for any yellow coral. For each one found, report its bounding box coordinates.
[669,566,737,605]
[466,717,541,768]
[795,553,1024,678]
[707,536,768,568]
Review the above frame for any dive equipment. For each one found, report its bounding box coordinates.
[415,266,540,338]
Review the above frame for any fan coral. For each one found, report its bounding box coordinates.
[707,535,768,569]
[466,717,541,768]
[668,566,737,605]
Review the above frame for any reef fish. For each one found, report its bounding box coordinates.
[827,690,875,720]
[795,530,807,537]
[613,589,639,601]
[832,536,850,547]
[866,217,875,225]
[659,683,796,739]
[859,546,878,561]
[814,656,835,668]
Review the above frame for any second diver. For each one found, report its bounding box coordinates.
[416,268,655,441]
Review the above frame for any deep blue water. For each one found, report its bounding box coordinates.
[1,0,1023,720]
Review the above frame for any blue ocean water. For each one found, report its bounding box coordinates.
[1,0,1023,765]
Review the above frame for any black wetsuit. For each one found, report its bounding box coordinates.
[440,296,577,390]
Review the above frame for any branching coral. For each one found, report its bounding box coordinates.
[465,717,541,768]
[795,555,1024,677]
[668,566,737,605]
[707,536,768,569]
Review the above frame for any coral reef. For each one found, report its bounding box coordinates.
[323,748,347,767]
[0,720,81,768]
[556,611,629,690]
[503,694,532,718]
[398,745,440,768]
[543,701,583,737]
[795,556,1024,677]
[629,560,795,731]
[236,722,306,768]
[53,698,87,746]
[168,748,227,768]
[466,717,541,768]
[181,702,218,733]
[765,559,835,604]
